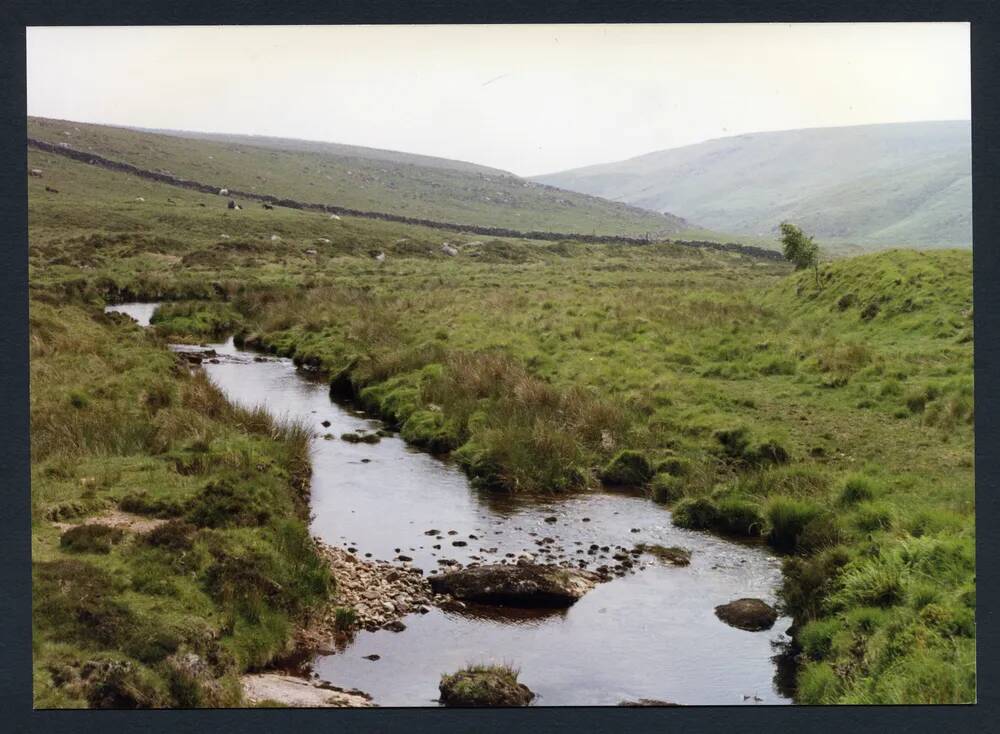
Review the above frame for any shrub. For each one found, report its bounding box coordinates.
[649,473,685,504]
[59,524,125,554]
[797,662,842,704]
[82,657,169,709]
[799,619,842,659]
[838,475,878,506]
[831,555,905,609]
[797,514,843,553]
[186,478,273,528]
[713,427,750,460]
[142,520,198,552]
[714,497,766,537]
[671,497,720,530]
[119,491,185,519]
[853,502,895,533]
[766,496,824,552]
[714,427,788,467]
[748,439,790,466]
[779,546,851,620]
[334,607,357,631]
[400,410,460,453]
[599,450,654,486]
[33,560,136,649]
[843,606,888,634]
[655,456,692,477]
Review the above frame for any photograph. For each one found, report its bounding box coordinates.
[25,22,974,708]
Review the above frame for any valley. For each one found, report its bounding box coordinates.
[28,118,975,708]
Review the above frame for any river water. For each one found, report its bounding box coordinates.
[107,303,793,706]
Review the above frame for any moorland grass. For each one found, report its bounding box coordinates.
[28,145,975,704]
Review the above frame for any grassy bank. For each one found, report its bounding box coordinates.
[30,300,330,707]
[223,249,973,703]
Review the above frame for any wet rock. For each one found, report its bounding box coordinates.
[382,620,407,633]
[715,598,778,631]
[452,540,467,547]
[637,544,691,566]
[363,654,381,661]
[321,420,331,427]
[428,563,601,607]
[544,516,557,523]
[424,529,439,536]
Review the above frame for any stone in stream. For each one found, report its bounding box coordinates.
[363,654,381,661]
[321,420,331,427]
[714,598,778,631]
[439,667,534,707]
[382,620,407,633]
[428,563,601,607]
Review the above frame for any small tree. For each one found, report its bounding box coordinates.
[779,222,820,286]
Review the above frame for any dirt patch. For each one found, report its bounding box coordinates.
[52,509,167,534]
[241,673,373,708]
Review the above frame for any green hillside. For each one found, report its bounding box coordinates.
[535,121,972,249]
[28,116,689,238]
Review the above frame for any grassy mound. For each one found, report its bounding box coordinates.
[439,665,534,707]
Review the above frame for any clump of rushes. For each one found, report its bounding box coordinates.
[766,496,824,552]
[671,497,720,530]
[600,450,654,487]
[59,524,125,554]
[649,473,685,504]
[838,475,878,506]
[439,664,534,707]
[713,426,789,467]
[333,607,357,631]
[714,497,767,537]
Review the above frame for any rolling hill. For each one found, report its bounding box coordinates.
[27,117,689,239]
[534,121,972,249]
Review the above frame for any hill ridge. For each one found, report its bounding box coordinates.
[535,121,971,249]
[27,136,783,261]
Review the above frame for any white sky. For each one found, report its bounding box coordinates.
[26,23,970,176]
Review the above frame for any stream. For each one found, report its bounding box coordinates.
[108,302,794,706]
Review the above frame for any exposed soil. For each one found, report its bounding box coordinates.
[52,509,167,534]
[241,673,374,708]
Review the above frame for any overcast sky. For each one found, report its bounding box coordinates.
[27,23,970,176]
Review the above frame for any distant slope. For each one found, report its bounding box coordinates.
[28,117,688,238]
[535,121,971,248]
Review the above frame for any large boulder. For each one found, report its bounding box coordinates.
[428,563,599,607]
[714,598,778,631]
[439,665,534,707]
